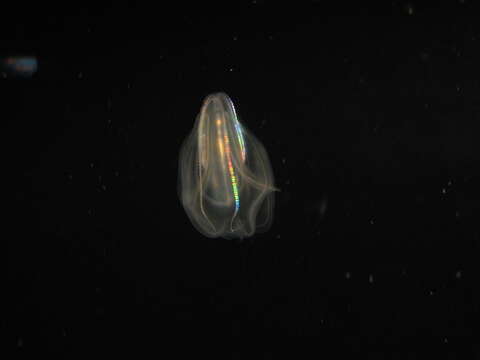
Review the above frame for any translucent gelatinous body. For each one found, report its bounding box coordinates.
[178,92,276,239]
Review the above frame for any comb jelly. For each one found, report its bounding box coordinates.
[178,93,276,239]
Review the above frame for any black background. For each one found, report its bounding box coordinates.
[6,1,480,354]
